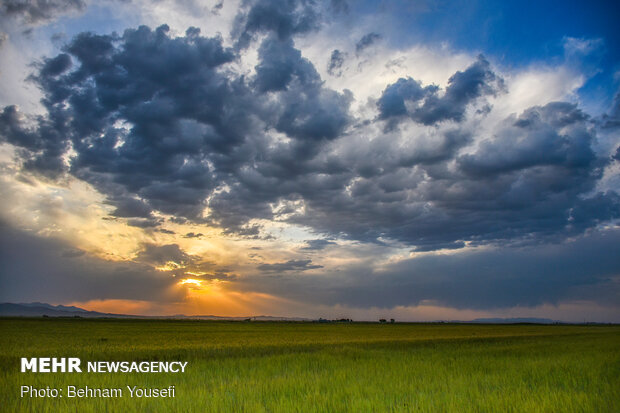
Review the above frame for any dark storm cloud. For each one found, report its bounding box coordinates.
[252,35,351,143]
[1,0,85,25]
[327,49,346,77]
[274,83,351,142]
[0,17,618,251]
[239,229,620,310]
[253,36,320,92]
[136,243,192,266]
[233,0,321,48]
[285,97,618,249]
[378,55,504,126]
[355,32,381,54]
[0,223,181,303]
[1,24,239,219]
[192,29,352,233]
[257,259,323,272]
[458,102,595,177]
[378,77,438,118]
[0,104,70,178]
[300,239,335,250]
[1,21,354,235]
[38,52,73,77]
[108,197,153,218]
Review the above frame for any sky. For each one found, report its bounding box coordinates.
[0,0,619,322]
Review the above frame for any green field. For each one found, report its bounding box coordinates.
[1,318,619,412]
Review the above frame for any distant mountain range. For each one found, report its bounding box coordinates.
[16,302,90,313]
[0,302,128,318]
[0,303,594,324]
[0,302,309,321]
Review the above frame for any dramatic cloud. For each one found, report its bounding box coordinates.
[0,1,618,256]
[378,55,504,126]
[233,0,322,48]
[108,197,154,218]
[253,36,320,92]
[1,24,237,218]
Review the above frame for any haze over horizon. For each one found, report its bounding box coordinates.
[1,0,619,322]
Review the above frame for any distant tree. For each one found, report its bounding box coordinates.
[379,319,387,323]
[390,319,395,323]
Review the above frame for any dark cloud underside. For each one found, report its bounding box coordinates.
[239,230,620,310]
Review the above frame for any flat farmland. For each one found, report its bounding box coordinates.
[1,318,618,412]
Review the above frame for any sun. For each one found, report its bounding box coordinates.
[179,278,203,287]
